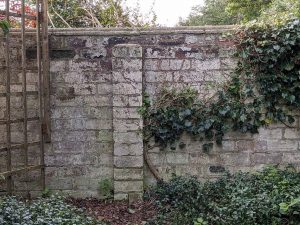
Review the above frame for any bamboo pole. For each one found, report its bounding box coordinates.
[5,0,13,194]
[37,0,45,190]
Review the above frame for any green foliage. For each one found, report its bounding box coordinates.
[194,218,208,225]
[146,166,300,225]
[0,194,102,225]
[0,20,9,34]
[98,178,113,198]
[140,19,300,152]
[179,0,239,26]
[226,0,273,23]
[48,0,157,28]
[181,0,300,26]
[259,0,300,25]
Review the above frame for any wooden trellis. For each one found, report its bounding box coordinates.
[0,0,50,194]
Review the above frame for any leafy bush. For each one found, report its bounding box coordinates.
[146,166,300,225]
[0,194,103,225]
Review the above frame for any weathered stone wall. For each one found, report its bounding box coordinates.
[0,26,299,201]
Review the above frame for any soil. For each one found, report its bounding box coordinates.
[67,198,157,225]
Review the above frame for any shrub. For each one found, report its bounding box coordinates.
[0,194,103,225]
[146,166,300,225]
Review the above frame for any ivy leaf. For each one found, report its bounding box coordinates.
[219,106,230,116]
[240,114,247,122]
[204,119,214,129]
[284,62,295,71]
[185,121,192,128]
[180,109,192,117]
[287,95,296,104]
[273,45,280,51]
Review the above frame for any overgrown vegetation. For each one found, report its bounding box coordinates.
[0,194,102,225]
[140,18,300,151]
[146,166,300,225]
[180,0,300,26]
[47,0,157,28]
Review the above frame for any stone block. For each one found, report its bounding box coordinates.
[113,107,141,119]
[251,153,282,164]
[114,168,143,180]
[129,193,143,203]
[144,59,159,71]
[160,59,170,70]
[113,83,142,95]
[80,47,107,59]
[96,130,113,142]
[284,129,300,139]
[282,153,300,164]
[267,140,298,152]
[114,156,143,168]
[50,61,68,73]
[113,119,142,131]
[112,44,142,58]
[145,71,173,83]
[113,71,142,83]
[112,58,142,71]
[189,152,221,165]
[114,193,128,201]
[185,35,198,44]
[221,58,238,69]
[255,128,283,140]
[114,142,143,156]
[220,153,251,166]
[236,140,254,152]
[166,152,189,164]
[98,154,113,166]
[147,153,163,166]
[114,181,143,192]
[68,60,98,72]
[254,140,268,152]
[86,119,112,130]
[47,177,73,190]
[97,83,112,95]
[145,47,176,59]
[193,59,221,71]
[113,132,142,144]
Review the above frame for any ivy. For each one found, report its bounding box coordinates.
[140,19,300,151]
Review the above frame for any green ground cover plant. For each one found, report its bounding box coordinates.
[146,166,300,225]
[0,194,103,225]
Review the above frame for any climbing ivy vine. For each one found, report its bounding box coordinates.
[139,19,300,152]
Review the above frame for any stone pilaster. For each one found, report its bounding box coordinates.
[112,44,144,202]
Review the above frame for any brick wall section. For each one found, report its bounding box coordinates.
[0,26,299,199]
[46,35,114,198]
[112,44,144,202]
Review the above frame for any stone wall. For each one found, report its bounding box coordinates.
[0,26,299,201]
